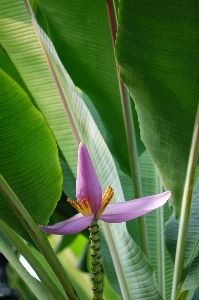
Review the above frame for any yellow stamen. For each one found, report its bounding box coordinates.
[95,186,114,219]
[67,198,92,216]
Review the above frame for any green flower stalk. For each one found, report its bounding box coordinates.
[89,220,103,300]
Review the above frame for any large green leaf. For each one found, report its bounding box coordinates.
[36,0,145,176]
[0,69,62,244]
[116,0,199,218]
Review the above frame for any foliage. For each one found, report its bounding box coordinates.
[0,1,199,299]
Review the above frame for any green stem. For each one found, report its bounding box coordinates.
[106,0,148,258]
[171,105,199,300]
[156,176,165,299]
[0,220,66,300]
[0,175,80,300]
[89,220,103,300]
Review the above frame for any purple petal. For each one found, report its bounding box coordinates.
[76,143,102,214]
[99,191,171,223]
[39,213,94,235]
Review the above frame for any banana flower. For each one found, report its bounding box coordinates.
[39,143,170,235]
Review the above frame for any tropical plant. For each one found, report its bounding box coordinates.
[0,1,199,299]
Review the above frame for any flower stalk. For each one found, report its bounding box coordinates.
[89,219,104,300]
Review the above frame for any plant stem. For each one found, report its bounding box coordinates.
[89,219,104,300]
[156,176,165,299]
[0,220,66,300]
[0,175,80,300]
[171,105,199,300]
[106,0,149,259]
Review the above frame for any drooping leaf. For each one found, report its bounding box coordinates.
[0,69,62,244]
[116,0,199,218]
